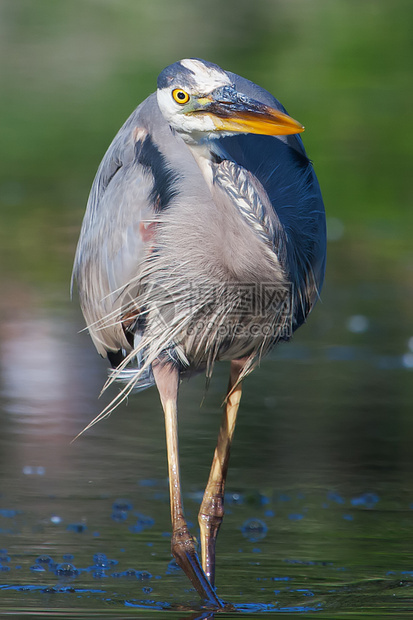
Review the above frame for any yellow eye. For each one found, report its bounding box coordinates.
[172,89,190,105]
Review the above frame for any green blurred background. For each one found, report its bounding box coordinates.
[0,0,413,613]
[1,0,412,291]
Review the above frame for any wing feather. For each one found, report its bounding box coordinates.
[73,106,156,355]
[221,70,326,329]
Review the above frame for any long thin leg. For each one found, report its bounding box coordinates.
[153,362,223,607]
[198,359,244,587]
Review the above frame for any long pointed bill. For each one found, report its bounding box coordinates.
[211,107,304,136]
[195,86,304,136]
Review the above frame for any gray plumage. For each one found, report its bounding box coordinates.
[72,58,326,423]
[72,59,326,603]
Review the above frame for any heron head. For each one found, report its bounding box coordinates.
[157,58,304,143]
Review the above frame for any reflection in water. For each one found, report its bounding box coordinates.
[0,313,107,488]
[0,277,412,617]
[0,297,412,615]
[0,275,412,617]
[0,315,103,420]
[0,317,94,443]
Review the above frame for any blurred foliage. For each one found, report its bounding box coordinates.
[0,0,412,286]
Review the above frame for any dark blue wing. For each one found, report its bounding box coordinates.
[218,72,326,331]
[218,132,326,331]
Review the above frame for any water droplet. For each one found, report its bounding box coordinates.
[50,515,62,524]
[350,492,379,508]
[346,315,369,334]
[55,563,79,577]
[129,513,155,534]
[35,555,54,565]
[402,353,413,369]
[327,491,345,504]
[241,518,268,542]
[112,499,133,511]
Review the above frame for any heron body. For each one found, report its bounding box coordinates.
[73,58,326,606]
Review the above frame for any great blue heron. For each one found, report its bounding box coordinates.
[73,58,326,607]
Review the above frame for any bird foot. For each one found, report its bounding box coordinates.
[172,527,224,608]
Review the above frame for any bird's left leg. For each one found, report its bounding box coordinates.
[198,358,244,587]
[153,361,223,607]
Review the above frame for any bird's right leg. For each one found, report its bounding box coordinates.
[153,361,223,608]
[198,358,244,588]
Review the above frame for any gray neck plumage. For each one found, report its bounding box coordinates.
[188,139,284,261]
